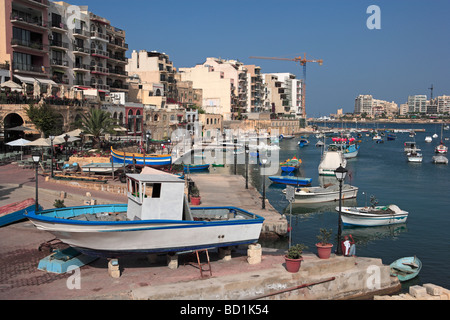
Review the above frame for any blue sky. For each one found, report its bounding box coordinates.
[68,0,450,116]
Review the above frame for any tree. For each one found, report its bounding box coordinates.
[80,108,117,148]
[25,103,61,137]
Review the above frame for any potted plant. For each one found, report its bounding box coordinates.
[316,228,333,259]
[190,184,201,205]
[285,243,308,273]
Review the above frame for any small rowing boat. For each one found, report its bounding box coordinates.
[390,256,422,282]
[338,204,408,227]
[0,198,37,227]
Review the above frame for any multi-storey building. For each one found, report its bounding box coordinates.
[268,73,303,118]
[354,95,374,115]
[126,50,176,108]
[0,0,128,95]
[432,95,450,114]
[244,64,264,113]
[174,76,202,108]
[408,95,427,113]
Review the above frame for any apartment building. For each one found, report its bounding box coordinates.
[174,75,202,108]
[267,73,303,118]
[126,50,176,108]
[0,0,128,96]
[244,64,264,113]
[408,95,427,113]
[354,95,373,114]
[431,95,450,114]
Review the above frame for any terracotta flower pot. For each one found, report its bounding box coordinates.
[285,256,303,273]
[315,243,333,259]
[190,196,201,205]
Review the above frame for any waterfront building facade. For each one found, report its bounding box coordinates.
[408,95,427,114]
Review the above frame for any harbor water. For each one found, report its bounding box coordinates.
[200,122,450,291]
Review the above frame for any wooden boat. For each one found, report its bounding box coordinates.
[390,256,422,282]
[0,198,37,227]
[183,164,210,172]
[25,174,264,257]
[286,184,358,204]
[82,162,120,173]
[280,157,301,173]
[342,143,360,159]
[111,147,172,167]
[338,204,408,227]
[268,175,312,186]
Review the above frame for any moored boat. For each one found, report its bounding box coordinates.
[285,184,358,204]
[432,155,448,164]
[25,174,264,257]
[184,164,210,172]
[268,175,312,186]
[82,162,120,174]
[0,198,37,227]
[318,144,347,176]
[111,147,171,167]
[407,151,423,163]
[280,156,301,173]
[338,204,409,227]
[390,256,422,282]
[425,136,432,143]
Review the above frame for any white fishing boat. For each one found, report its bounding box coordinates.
[81,162,120,174]
[284,184,358,204]
[26,173,264,257]
[337,204,409,227]
[407,151,423,163]
[404,141,421,153]
[318,144,347,176]
[432,155,448,164]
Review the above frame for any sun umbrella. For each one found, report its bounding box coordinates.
[6,125,33,131]
[1,80,23,92]
[25,138,53,147]
[6,138,31,160]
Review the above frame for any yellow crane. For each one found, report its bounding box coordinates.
[249,53,323,118]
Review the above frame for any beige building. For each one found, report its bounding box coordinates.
[198,113,223,140]
[126,50,176,108]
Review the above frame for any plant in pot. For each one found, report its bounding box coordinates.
[190,185,201,205]
[316,228,333,259]
[285,243,308,273]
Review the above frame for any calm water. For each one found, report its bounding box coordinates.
[205,122,450,290]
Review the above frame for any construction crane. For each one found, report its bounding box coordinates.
[249,53,323,118]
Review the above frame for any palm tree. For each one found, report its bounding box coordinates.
[80,108,117,148]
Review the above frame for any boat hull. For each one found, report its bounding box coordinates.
[184,164,210,172]
[0,198,37,227]
[339,206,409,227]
[292,186,358,204]
[111,147,172,167]
[82,163,120,173]
[25,205,264,257]
[268,176,312,186]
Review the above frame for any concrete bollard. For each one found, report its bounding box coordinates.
[60,191,66,199]
[90,199,97,205]
[108,259,120,278]
[167,254,178,269]
[247,243,262,265]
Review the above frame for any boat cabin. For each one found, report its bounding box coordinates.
[126,174,185,221]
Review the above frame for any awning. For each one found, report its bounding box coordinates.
[36,78,57,85]
[14,75,35,84]
[74,86,91,90]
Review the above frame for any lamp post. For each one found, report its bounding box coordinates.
[334,164,348,255]
[261,155,268,209]
[245,144,249,189]
[64,134,69,161]
[49,135,55,178]
[146,130,151,153]
[32,152,41,212]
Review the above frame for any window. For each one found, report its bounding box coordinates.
[144,183,161,198]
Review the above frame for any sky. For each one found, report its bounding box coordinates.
[67,0,450,117]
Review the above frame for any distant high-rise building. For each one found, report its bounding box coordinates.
[408,95,427,113]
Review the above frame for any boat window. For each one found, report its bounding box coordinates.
[144,183,161,198]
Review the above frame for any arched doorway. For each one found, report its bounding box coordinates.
[3,113,25,142]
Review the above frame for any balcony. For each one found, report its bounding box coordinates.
[107,40,128,51]
[73,63,90,71]
[91,48,109,59]
[20,0,49,8]
[109,83,129,91]
[90,82,110,91]
[13,63,48,75]
[11,39,44,52]
[73,46,90,55]
[10,12,48,30]
[73,29,90,38]
[108,53,127,63]
[90,31,109,42]
[109,69,128,77]
[105,24,125,37]
[73,79,88,86]
[49,21,68,32]
[49,40,69,50]
[90,65,109,75]
[50,59,69,68]
[90,13,109,25]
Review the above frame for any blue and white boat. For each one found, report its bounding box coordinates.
[268,175,312,186]
[183,164,210,172]
[342,143,360,159]
[338,204,409,227]
[25,174,264,257]
[298,138,309,148]
[0,198,38,227]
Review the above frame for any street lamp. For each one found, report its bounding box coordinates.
[245,145,249,189]
[146,130,151,153]
[64,134,69,161]
[32,152,41,213]
[261,154,268,209]
[334,164,348,255]
[49,135,55,178]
